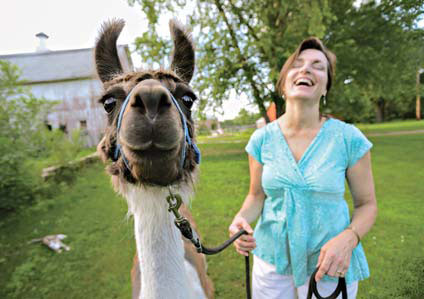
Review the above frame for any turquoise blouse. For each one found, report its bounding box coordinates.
[246,118,372,287]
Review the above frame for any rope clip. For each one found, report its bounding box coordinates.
[166,188,202,252]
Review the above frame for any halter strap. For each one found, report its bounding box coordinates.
[113,88,201,170]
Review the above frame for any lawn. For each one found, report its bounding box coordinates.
[354,119,424,134]
[1,123,423,298]
[197,119,424,143]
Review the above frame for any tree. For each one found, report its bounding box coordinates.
[221,108,260,127]
[0,61,51,211]
[0,62,55,153]
[128,0,424,122]
[129,0,333,121]
[326,0,424,122]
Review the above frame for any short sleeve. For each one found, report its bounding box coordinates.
[346,124,373,168]
[245,128,265,164]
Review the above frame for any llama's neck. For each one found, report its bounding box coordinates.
[127,185,194,299]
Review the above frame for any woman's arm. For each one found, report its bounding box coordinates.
[315,151,377,281]
[346,151,378,240]
[229,155,266,256]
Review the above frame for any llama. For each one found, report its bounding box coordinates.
[94,19,214,299]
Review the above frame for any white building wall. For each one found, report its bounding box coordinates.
[29,79,106,147]
[29,78,102,101]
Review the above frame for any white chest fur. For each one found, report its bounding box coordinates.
[125,185,206,299]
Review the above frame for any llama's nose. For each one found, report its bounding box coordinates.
[130,82,172,120]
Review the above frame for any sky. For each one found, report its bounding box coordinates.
[0,0,253,121]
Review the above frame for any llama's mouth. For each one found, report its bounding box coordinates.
[135,146,179,158]
[117,125,186,185]
[121,141,181,167]
[120,138,178,152]
[124,145,179,160]
[123,145,182,186]
[118,115,184,153]
[120,139,153,151]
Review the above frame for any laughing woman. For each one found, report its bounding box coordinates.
[229,37,377,299]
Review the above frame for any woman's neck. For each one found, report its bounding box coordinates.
[281,100,323,131]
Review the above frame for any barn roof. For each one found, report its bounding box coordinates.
[0,45,133,84]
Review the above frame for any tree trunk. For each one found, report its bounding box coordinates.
[374,98,385,123]
[416,69,421,120]
[214,0,270,124]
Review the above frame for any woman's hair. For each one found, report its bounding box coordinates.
[276,37,336,97]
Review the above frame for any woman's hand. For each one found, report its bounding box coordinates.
[315,230,358,281]
[229,216,256,256]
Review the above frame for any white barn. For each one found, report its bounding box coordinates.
[0,34,133,146]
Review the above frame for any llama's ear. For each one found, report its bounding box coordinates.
[95,19,125,83]
[169,19,195,83]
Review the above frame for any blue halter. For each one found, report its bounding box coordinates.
[113,88,201,170]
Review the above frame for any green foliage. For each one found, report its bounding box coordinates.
[0,136,38,211]
[326,0,424,122]
[37,129,86,167]
[128,0,423,122]
[196,123,212,136]
[0,61,86,212]
[134,31,171,68]
[221,108,260,128]
[0,61,51,211]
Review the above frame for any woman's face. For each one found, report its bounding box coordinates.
[283,49,329,103]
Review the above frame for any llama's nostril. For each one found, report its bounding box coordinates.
[131,94,146,111]
[159,94,171,110]
[130,84,172,120]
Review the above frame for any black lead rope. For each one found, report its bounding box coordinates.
[166,190,252,299]
[166,190,248,255]
[307,267,348,299]
[244,254,251,299]
[197,228,251,299]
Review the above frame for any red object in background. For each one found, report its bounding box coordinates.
[267,102,277,121]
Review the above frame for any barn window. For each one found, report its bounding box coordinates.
[80,120,87,129]
[59,124,67,134]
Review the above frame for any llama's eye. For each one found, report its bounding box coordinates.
[181,95,194,108]
[182,95,193,102]
[104,97,117,113]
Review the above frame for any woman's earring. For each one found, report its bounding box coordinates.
[321,95,327,106]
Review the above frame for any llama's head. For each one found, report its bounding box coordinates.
[95,19,199,187]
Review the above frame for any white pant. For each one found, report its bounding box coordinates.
[252,256,358,299]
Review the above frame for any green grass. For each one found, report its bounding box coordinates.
[197,128,256,143]
[197,119,424,141]
[26,147,97,178]
[1,125,423,298]
[346,134,424,298]
[75,147,97,159]
[353,119,424,134]
[0,164,134,299]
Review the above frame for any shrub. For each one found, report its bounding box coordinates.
[46,129,85,166]
[0,136,41,211]
[0,61,85,212]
